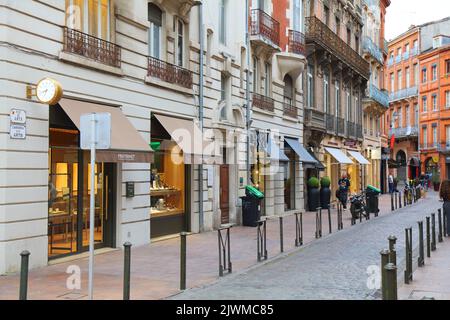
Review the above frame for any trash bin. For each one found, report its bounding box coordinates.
[365,185,381,214]
[241,185,264,227]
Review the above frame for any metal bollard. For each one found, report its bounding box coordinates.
[431,213,437,251]
[279,216,284,253]
[418,221,425,267]
[380,249,390,300]
[337,202,343,230]
[19,250,30,300]
[398,191,402,209]
[180,232,187,290]
[394,191,398,210]
[388,235,397,266]
[444,208,448,237]
[218,226,232,277]
[315,207,322,238]
[426,217,431,258]
[328,207,332,234]
[438,209,443,243]
[384,263,398,300]
[295,212,303,247]
[123,242,132,300]
[257,220,268,261]
[391,193,394,211]
[404,228,413,284]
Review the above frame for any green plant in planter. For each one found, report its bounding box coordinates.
[308,177,320,189]
[320,176,331,188]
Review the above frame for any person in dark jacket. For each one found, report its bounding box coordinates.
[440,180,450,236]
[338,174,350,209]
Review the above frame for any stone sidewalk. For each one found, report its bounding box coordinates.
[398,231,450,300]
[0,192,409,300]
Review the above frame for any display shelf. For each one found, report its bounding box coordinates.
[150,189,181,197]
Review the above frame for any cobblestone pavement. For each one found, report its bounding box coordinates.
[171,193,442,300]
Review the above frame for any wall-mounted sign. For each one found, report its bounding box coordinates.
[126,182,135,198]
[10,109,26,124]
[10,125,26,139]
[344,140,357,148]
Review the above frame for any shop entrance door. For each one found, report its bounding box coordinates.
[220,165,230,224]
[80,161,115,251]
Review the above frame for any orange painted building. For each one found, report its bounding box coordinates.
[384,27,420,183]
[418,36,450,180]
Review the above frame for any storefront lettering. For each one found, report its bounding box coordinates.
[118,153,136,162]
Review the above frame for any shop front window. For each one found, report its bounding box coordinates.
[284,145,296,211]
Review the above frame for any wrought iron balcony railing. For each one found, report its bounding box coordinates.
[363,36,383,64]
[326,114,336,133]
[356,124,363,139]
[305,16,369,79]
[395,55,402,64]
[365,84,389,108]
[63,27,121,68]
[250,9,280,47]
[288,30,306,56]
[304,108,326,131]
[148,56,193,89]
[389,126,419,139]
[283,101,298,118]
[337,117,346,136]
[252,93,275,112]
[389,86,418,102]
[347,121,356,138]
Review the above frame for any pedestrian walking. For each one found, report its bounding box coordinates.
[337,174,350,209]
[388,172,394,194]
[440,180,450,236]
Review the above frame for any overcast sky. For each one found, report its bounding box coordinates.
[385,0,450,41]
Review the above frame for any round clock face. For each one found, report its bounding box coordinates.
[36,78,61,104]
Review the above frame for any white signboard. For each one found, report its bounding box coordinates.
[80,113,111,150]
[10,125,26,139]
[10,109,26,124]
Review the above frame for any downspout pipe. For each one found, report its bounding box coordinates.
[245,0,251,185]
[194,0,204,232]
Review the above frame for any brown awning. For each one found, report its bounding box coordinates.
[154,114,222,165]
[59,98,153,163]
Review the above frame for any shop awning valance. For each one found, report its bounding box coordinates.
[58,98,153,163]
[307,149,326,170]
[154,114,222,165]
[285,138,317,164]
[348,151,370,165]
[324,147,354,164]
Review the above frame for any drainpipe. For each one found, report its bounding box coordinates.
[245,0,251,185]
[194,0,204,232]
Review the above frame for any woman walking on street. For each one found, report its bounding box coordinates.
[439,180,450,236]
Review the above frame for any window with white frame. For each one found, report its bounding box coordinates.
[66,0,111,41]
[323,73,329,113]
[264,62,271,97]
[405,67,410,88]
[446,125,450,146]
[433,125,437,147]
[253,56,259,93]
[432,94,438,111]
[423,127,428,148]
[335,80,340,117]
[293,0,302,32]
[446,91,450,108]
[307,64,314,108]
[423,96,428,112]
[406,105,410,127]
[219,0,227,45]
[175,18,185,67]
[346,91,351,122]
[397,70,402,90]
[432,65,437,81]
[148,3,162,59]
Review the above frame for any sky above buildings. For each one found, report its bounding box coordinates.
[385,0,450,40]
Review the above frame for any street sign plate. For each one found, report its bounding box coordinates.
[10,125,26,139]
[80,113,111,150]
[10,109,26,124]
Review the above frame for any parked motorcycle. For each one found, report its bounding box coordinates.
[349,193,369,220]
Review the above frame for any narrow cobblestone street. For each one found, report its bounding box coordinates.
[171,193,442,300]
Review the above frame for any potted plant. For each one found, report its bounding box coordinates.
[307,177,320,211]
[432,173,440,192]
[320,176,331,209]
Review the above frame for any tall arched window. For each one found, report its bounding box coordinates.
[148,3,162,58]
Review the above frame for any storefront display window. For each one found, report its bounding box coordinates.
[284,146,296,210]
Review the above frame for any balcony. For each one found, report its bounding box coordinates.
[337,117,346,136]
[356,124,363,140]
[362,36,384,65]
[389,86,418,102]
[364,84,389,108]
[276,30,307,81]
[304,108,326,132]
[305,16,370,80]
[387,57,394,66]
[252,93,275,112]
[326,114,336,133]
[62,27,121,68]
[347,121,356,138]
[283,102,298,118]
[250,9,280,49]
[389,126,419,139]
[402,51,410,61]
[147,56,193,89]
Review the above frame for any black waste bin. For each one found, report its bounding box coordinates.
[365,185,381,214]
[241,186,264,227]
